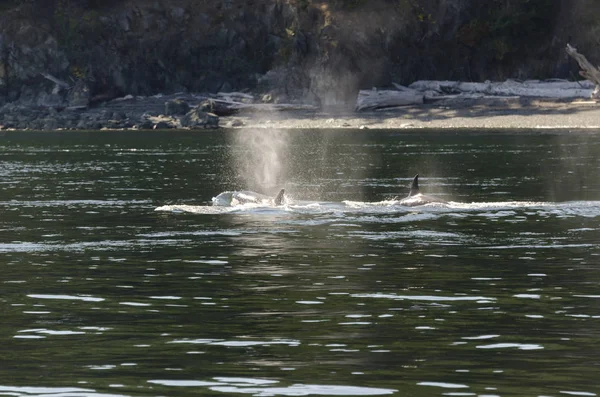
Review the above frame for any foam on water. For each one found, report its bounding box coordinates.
[154,204,243,214]
[147,377,397,396]
[0,199,151,207]
[0,386,128,397]
[155,198,600,219]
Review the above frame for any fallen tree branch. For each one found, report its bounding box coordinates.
[565,43,600,99]
[356,88,424,111]
[201,97,317,115]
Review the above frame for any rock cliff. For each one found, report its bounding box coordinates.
[0,0,597,109]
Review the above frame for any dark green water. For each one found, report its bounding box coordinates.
[1,129,600,397]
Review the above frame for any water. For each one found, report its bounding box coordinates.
[1,129,600,397]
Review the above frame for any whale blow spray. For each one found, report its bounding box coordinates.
[231,128,289,193]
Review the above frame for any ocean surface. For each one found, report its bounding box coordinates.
[1,129,600,397]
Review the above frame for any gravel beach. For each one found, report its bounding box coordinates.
[1,95,599,132]
[222,99,600,131]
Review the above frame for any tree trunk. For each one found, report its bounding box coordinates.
[565,43,600,99]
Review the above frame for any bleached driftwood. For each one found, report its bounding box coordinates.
[356,88,424,111]
[409,79,594,100]
[41,73,71,94]
[208,98,318,113]
[487,80,593,98]
[565,43,600,99]
[216,92,255,103]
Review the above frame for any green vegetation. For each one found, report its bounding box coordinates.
[457,0,558,61]
[49,1,111,79]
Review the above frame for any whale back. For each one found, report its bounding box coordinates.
[213,189,285,207]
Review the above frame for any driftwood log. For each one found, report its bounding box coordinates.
[356,87,424,111]
[409,79,594,100]
[40,73,70,94]
[201,96,318,115]
[565,43,600,99]
[355,77,594,111]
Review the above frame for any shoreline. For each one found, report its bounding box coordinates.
[1,95,600,132]
[221,98,600,130]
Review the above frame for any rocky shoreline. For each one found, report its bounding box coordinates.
[3,75,600,132]
[2,0,599,133]
[0,93,221,131]
[1,91,599,132]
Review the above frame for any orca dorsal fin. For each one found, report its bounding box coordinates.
[274,189,285,206]
[408,174,420,196]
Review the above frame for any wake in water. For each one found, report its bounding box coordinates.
[155,195,600,218]
[155,175,600,218]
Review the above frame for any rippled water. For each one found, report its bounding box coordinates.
[2,129,600,397]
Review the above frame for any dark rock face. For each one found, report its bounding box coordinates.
[165,99,190,116]
[68,80,91,109]
[0,0,591,111]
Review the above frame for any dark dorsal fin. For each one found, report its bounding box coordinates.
[274,189,285,206]
[408,174,420,197]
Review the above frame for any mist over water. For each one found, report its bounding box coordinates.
[231,129,290,194]
[228,129,372,201]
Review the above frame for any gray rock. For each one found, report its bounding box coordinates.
[89,122,103,130]
[122,120,135,129]
[61,109,80,121]
[170,7,186,21]
[118,12,131,32]
[205,113,219,129]
[112,111,127,120]
[76,119,89,130]
[68,80,91,109]
[226,119,244,127]
[153,120,173,129]
[37,92,65,108]
[41,118,58,130]
[105,120,125,129]
[138,119,155,130]
[199,99,237,116]
[182,106,219,128]
[204,73,226,94]
[165,99,190,115]
[219,82,233,93]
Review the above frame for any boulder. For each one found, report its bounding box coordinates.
[219,81,233,93]
[226,119,244,127]
[112,111,127,120]
[37,92,66,108]
[153,120,173,129]
[137,119,154,130]
[182,106,219,129]
[199,99,238,116]
[41,117,59,131]
[165,98,190,115]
